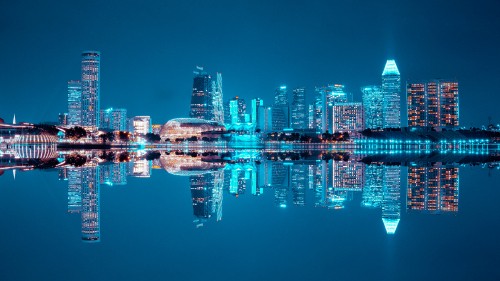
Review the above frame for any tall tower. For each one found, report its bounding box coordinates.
[212,73,224,124]
[81,167,100,242]
[291,87,307,129]
[381,166,401,235]
[361,85,383,129]
[67,80,82,126]
[382,60,401,128]
[190,66,214,121]
[272,86,289,131]
[81,51,101,127]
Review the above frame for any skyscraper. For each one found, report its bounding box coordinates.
[251,98,264,127]
[190,67,214,121]
[361,85,383,129]
[314,84,348,133]
[67,80,82,126]
[381,60,401,128]
[257,106,273,132]
[307,104,315,129]
[81,167,100,242]
[407,80,459,130]
[291,87,307,129]
[99,108,127,131]
[228,96,247,124]
[272,85,289,131]
[58,113,68,126]
[81,51,100,127]
[212,73,224,124]
[381,166,401,235]
[332,102,364,135]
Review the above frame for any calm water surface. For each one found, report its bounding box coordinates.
[1,151,499,281]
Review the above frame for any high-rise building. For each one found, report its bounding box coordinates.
[361,165,384,208]
[190,67,214,121]
[81,51,101,127]
[67,168,82,213]
[314,84,348,133]
[99,108,127,131]
[272,85,289,131]
[332,160,365,191]
[407,164,459,213]
[100,163,127,186]
[190,173,215,221]
[129,116,151,135]
[407,81,459,130]
[291,87,307,129]
[382,60,401,128]
[307,104,315,129]
[332,102,364,135]
[81,167,100,242]
[257,106,273,132]
[67,80,82,126]
[361,85,383,129]
[251,98,264,125]
[212,73,224,124]
[291,164,307,206]
[228,96,247,124]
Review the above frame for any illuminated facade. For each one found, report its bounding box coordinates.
[67,80,82,126]
[190,173,215,222]
[81,167,100,242]
[272,85,289,131]
[228,96,247,124]
[251,98,264,125]
[100,163,127,186]
[361,85,383,129]
[382,166,401,235]
[67,168,82,213]
[129,116,151,135]
[332,161,364,191]
[99,108,127,131]
[291,87,307,129]
[58,113,68,125]
[189,67,214,121]
[128,159,151,178]
[407,81,459,130]
[332,102,364,134]
[212,72,224,124]
[291,164,307,206]
[381,60,401,128]
[81,51,100,127]
[314,84,348,133]
[361,165,383,208]
[159,118,225,140]
[307,104,315,129]
[257,106,272,132]
[407,164,459,213]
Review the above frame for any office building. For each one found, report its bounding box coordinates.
[129,116,151,135]
[81,167,100,242]
[332,102,364,135]
[361,85,383,129]
[58,113,68,126]
[272,85,289,131]
[67,80,82,126]
[291,87,307,129]
[381,166,401,235]
[99,108,127,131]
[314,84,348,133]
[81,51,101,127]
[189,66,214,121]
[228,96,247,124]
[251,98,264,125]
[382,60,401,128]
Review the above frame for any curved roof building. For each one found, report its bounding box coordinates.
[159,154,226,176]
[160,118,225,140]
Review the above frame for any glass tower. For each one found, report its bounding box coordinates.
[361,85,383,129]
[99,108,127,131]
[291,87,307,129]
[67,80,82,126]
[272,85,289,131]
[190,67,214,121]
[81,51,101,127]
[381,60,401,128]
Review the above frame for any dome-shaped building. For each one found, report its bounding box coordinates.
[160,118,226,141]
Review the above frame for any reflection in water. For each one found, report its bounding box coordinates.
[2,147,496,243]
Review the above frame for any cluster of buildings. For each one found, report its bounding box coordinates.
[187,60,460,138]
[59,51,152,136]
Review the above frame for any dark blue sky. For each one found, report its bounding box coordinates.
[1,0,499,126]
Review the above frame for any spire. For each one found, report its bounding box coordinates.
[13,114,16,125]
[382,218,400,235]
[382,59,400,76]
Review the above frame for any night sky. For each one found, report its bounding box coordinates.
[1,0,499,126]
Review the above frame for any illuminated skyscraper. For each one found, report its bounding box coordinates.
[212,73,224,124]
[228,96,247,124]
[257,106,273,132]
[407,164,459,213]
[190,66,214,121]
[81,167,100,242]
[99,108,127,131]
[307,104,315,129]
[272,85,289,131]
[129,116,151,134]
[67,80,82,126]
[332,102,364,135]
[81,51,100,127]
[291,164,307,206]
[190,173,214,222]
[381,166,401,235]
[314,84,348,133]
[67,168,82,213]
[381,60,401,128]
[361,165,384,208]
[407,81,459,130]
[251,98,264,125]
[128,159,151,178]
[291,87,307,129]
[361,85,383,129]
[332,161,364,191]
[58,113,68,126]
[100,163,127,186]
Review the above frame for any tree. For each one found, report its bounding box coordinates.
[145,133,161,143]
[65,126,87,140]
[118,131,130,142]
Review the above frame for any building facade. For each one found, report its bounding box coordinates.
[67,80,82,126]
[381,60,401,128]
[332,102,364,135]
[291,87,307,129]
[361,85,383,129]
[129,116,151,135]
[272,85,289,131]
[190,67,214,121]
[81,51,101,127]
[99,108,127,131]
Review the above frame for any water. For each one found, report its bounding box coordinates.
[1,149,499,281]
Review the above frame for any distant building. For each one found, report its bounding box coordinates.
[58,113,68,126]
[407,164,459,213]
[251,98,264,125]
[407,80,459,130]
[382,166,401,235]
[81,167,100,242]
[81,51,101,127]
[307,104,315,129]
[212,73,224,124]
[314,84,348,133]
[257,106,273,133]
[332,102,364,135]
[228,96,247,124]
[382,60,401,128]
[159,118,226,141]
[152,124,162,135]
[67,80,82,126]
[272,85,289,131]
[362,85,383,129]
[99,108,127,131]
[291,87,307,129]
[128,159,151,178]
[129,116,151,135]
[190,67,214,121]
